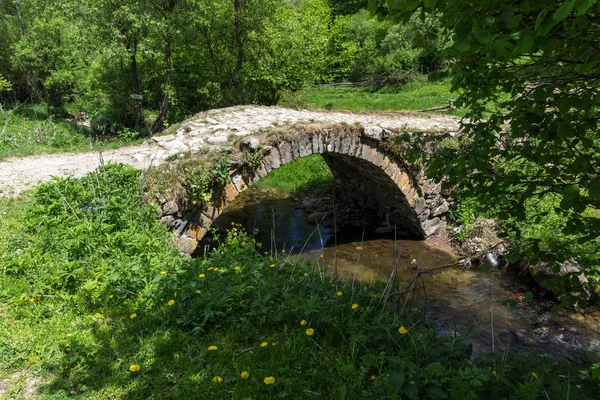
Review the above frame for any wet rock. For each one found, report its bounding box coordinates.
[307,212,328,225]
[529,260,588,286]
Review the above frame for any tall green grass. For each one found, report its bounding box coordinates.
[0,103,142,161]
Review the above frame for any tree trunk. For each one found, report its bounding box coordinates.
[233,0,244,104]
[150,40,172,134]
[129,39,143,132]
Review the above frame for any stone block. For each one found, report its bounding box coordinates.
[231,172,247,193]
[268,147,281,170]
[312,133,323,154]
[299,135,312,157]
[362,125,384,141]
[162,200,179,216]
[239,136,260,151]
[372,151,384,167]
[422,217,441,237]
[203,204,221,220]
[380,156,390,170]
[256,163,268,178]
[187,223,207,240]
[433,201,449,216]
[278,142,293,164]
[413,197,426,215]
[173,234,198,254]
[223,183,239,202]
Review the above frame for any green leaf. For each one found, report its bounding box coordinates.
[575,0,597,14]
[516,33,534,53]
[525,291,534,301]
[502,299,517,309]
[500,6,515,21]
[535,8,549,31]
[423,0,437,7]
[589,183,600,200]
[473,29,497,45]
[389,371,405,392]
[553,0,575,21]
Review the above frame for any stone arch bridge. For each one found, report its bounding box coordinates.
[137,106,460,254]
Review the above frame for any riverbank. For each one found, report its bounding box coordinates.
[1,164,599,399]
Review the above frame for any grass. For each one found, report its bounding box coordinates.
[0,103,143,161]
[280,80,464,114]
[0,164,599,399]
[253,154,335,196]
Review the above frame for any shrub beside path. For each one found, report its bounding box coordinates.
[0,106,460,196]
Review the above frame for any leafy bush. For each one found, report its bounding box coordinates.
[326,11,450,86]
[1,163,182,304]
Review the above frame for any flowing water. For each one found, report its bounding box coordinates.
[212,188,600,364]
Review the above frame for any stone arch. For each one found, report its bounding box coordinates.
[171,124,448,254]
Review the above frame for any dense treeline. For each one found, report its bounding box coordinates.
[0,0,447,134]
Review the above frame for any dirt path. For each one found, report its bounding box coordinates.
[0,106,460,197]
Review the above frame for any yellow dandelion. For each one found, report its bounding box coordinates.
[261,342,268,348]
[241,371,249,379]
[398,326,408,335]
[160,270,167,275]
[67,333,72,338]
[208,345,218,351]
[531,372,539,380]
[270,263,275,268]
[281,249,286,253]
[130,313,137,319]
[213,267,219,271]
[129,364,141,372]
[371,375,376,381]
[208,267,214,271]
[306,328,314,336]
[199,273,205,278]
[167,299,175,306]
[264,376,275,385]
[337,291,343,296]
[109,295,114,299]
[212,376,223,383]
[234,266,240,271]
[300,319,307,326]
[271,342,276,346]
[94,313,103,319]
[30,298,35,303]
[351,303,359,310]
[57,282,63,286]
[492,370,497,376]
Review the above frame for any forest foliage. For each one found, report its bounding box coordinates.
[0,0,448,135]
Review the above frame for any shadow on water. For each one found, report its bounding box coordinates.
[212,186,600,364]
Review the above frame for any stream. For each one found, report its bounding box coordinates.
[212,188,600,364]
